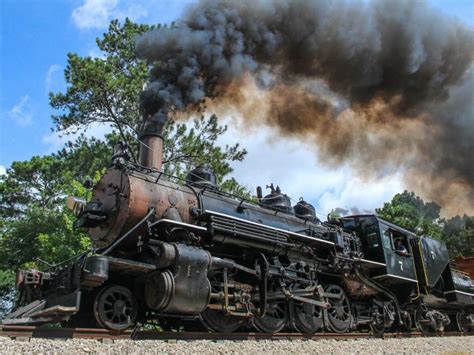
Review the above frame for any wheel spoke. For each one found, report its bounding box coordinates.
[325,285,351,333]
[294,301,323,334]
[254,301,288,333]
[94,285,138,331]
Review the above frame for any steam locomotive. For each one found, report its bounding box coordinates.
[4,124,473,334]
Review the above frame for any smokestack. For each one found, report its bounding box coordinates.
[139,132,163,170]
[139,111,166,171]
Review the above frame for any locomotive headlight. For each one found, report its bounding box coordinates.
[66,196,86,216]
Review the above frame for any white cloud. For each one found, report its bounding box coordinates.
[8,95,33,126]
[42,122,114,153]
[45,64,61,93]
[72,0,148,30]
[216,120,404,219]
[0,165,6,176]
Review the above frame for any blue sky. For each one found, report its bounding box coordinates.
[0,0,195,172]
[0,0,473,213]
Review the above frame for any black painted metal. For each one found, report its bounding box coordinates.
[186,166,218,188]
[293,199,318,222]
[419,236,450,288]
[145,244,211,315]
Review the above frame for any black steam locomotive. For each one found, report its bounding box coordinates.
[4,127,473,334]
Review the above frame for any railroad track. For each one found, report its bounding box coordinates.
[0,325,470,341]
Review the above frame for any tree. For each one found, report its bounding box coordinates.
[162,115,248,195]
[442,215,474,257]
[54,134,113,182]
[49,19,247,194]
[376,191,474,257]
[0,156,65,218]
[375,190,443,239]
[0,153,94,263]
[50,19,151,152]
[0,269,15,315]
[0,153,93,316]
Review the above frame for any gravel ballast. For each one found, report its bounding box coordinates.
[0,336,473,354]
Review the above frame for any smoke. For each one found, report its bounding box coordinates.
[136,0,474,216]
[139,109,167,136]
[332,206,371,217]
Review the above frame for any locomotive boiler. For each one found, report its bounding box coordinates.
[4,117,474,334]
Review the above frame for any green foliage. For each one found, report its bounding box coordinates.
[0,156,65,218]
[442,215,474,257]
[0,152,93,315]
[375,190,443,239]
[0,208,90,270]
[376,190,474,257]
[0,269,15,316]
[0,152,94,269]
[54,134,113,182]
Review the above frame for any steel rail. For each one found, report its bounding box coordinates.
[0,326,471,341]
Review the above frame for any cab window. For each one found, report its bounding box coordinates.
[381,225,411,256]
[366,232,379,248]
[381,226,392,249]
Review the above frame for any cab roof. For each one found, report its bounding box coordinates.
[342,214,417,237]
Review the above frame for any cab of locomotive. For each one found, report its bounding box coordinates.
[340,215,418,286]
[342,215,474,306]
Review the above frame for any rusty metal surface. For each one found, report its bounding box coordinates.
[342,275,378,299]
[0,325,471,341]
[139,135,163,171]
[88,168,131,247]
[455,257,474,277]
[29,306,77,318]
[0,326,131,340]
[107,257,157,274]
[88,168,198,249]
[127,172,197,226]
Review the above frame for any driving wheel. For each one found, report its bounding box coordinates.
[325,284,352,333]
[254,301,288,333]
[93,285,138,331]
[456,311,472,333]
[414,309,434,334]
[200,309,244,333]
[294,300,323,334]
[199,273,244,333]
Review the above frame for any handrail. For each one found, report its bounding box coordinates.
[101,207,156,256]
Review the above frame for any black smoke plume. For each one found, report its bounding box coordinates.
[136,0,474,215]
